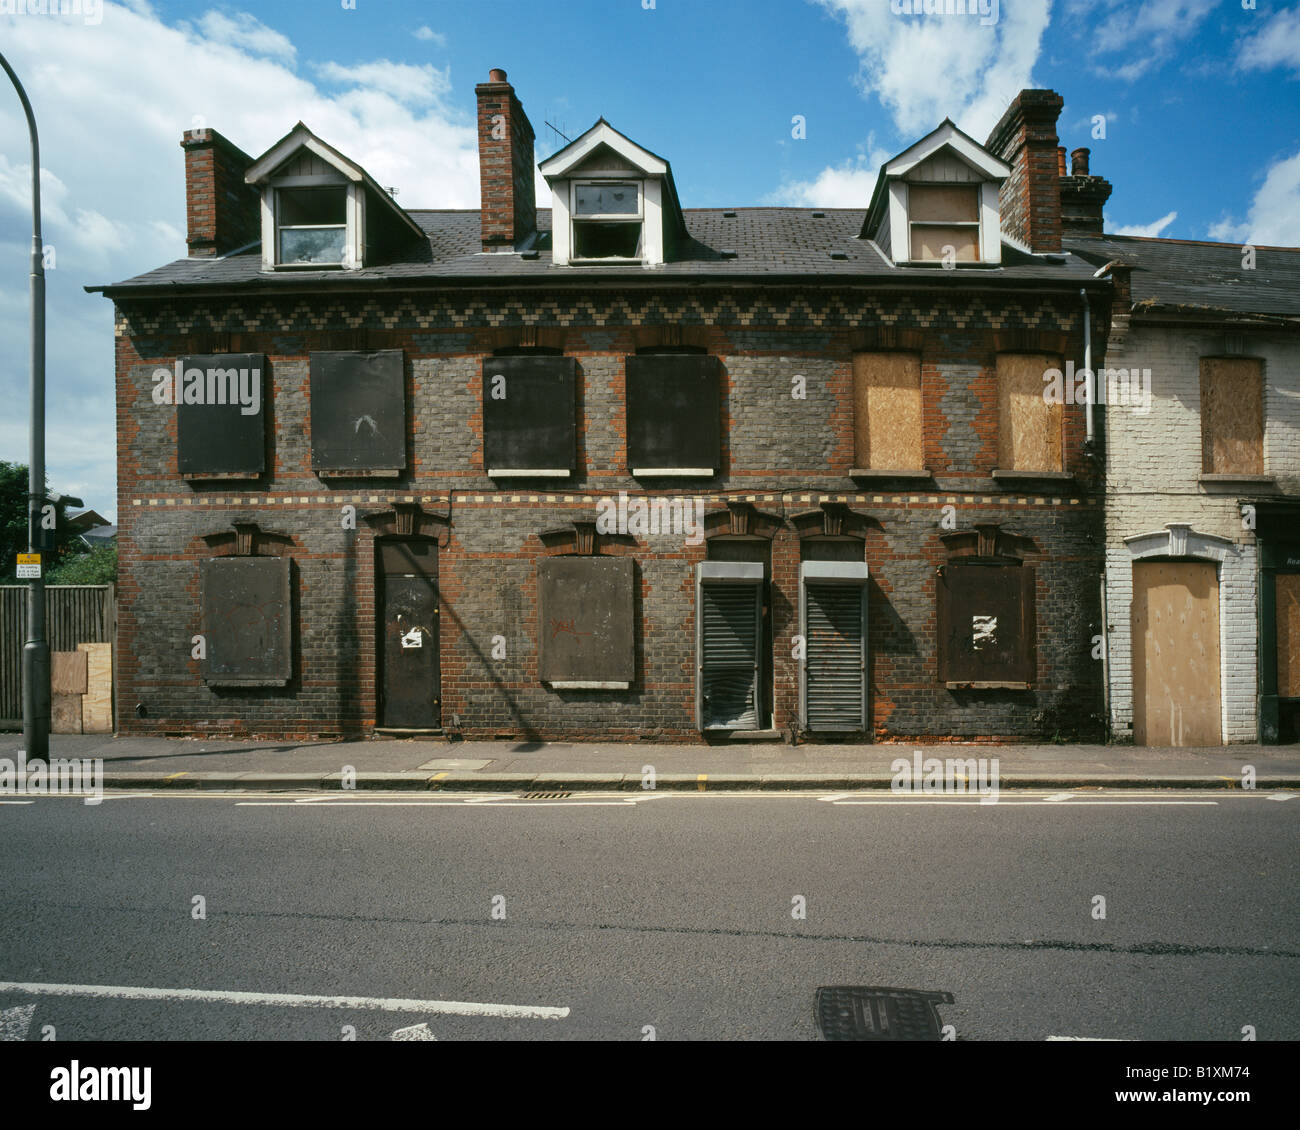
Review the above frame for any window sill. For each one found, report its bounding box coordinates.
[1199,474,1276,491]
[849,468,932,480]
[945,680,1030,691]
[991,469,1073,483]
[489,468,572,479]
[631,467,715,478]
[316,468,403,479]
[547,681,630,690]
[182,471,262,481]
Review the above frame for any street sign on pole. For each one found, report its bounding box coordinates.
[16,553,41,580]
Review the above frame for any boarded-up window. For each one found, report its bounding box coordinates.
[538,557,634,688]
[1201,357,1263,475]
[937,565,1035,685]
[176,354,267,476]
[1278,574,1300,699]
[482,356,577,475]
[909,185,979,262]
[852,352,922,469]
[625,354,721,474]
[310,350,406,472]
[997,353,1063,471]
[200,556,292,686]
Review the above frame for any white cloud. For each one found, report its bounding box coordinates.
[767,136,892,207]
[1111,211,1178,238]
[413,26,447,46]
[315,60,452,106]
[195,10,296,63]
[0,1,482,516]
[1072,0,1217,80]
[815,0,1051,139]
[1207,150,1300,247]
[1237,6,1300,74]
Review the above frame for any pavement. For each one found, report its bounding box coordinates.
[1,731,1299,790]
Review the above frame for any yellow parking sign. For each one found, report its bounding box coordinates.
[16,552,41,579]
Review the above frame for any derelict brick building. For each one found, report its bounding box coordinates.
[93,73,1112,743]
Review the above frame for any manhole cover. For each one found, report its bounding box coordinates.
[519,791,573,799]
[815,987,954,1041]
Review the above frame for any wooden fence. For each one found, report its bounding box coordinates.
[0,585,116,730]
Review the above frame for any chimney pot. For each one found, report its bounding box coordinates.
[1057,146,1067,177]
[1071,147,1091,177]
[489,68,507,83]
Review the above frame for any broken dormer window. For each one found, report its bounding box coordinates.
[908,185,980,262]
[571,181,643,261]
[276,186,347,265]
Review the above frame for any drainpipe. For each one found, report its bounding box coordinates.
[1080,288,1094,445]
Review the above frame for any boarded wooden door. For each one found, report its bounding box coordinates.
[1132,561,1221,746]
[379,541,440,729]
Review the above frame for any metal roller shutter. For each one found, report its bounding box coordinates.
[805,582,865,730]
[700,582,761,729]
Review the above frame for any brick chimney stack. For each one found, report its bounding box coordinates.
[1060,146,1113,238]
[181,129,261,258]
[985,90,1065,254]
[475,67,536,252]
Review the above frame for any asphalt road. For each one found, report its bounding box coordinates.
[1,789,1296,1041]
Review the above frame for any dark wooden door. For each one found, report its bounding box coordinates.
[379,541,440,729]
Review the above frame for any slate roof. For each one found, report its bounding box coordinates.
[92,207,1102,296]
[1065,234,1300,321]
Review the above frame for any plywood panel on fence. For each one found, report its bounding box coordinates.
[51,693,83,734]
[51,650,88,695]
[1277,573,1300,699]
[1132,561,1221,747]
[78,641,113,733]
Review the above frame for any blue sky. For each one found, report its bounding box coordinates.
[1,0,1298,522]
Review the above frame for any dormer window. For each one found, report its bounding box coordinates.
[539,120,686,268]
[572,180,643,261]
[245,122,425,273]
[908,184,980,263]
[276,186,347,265]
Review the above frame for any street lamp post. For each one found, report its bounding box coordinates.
[0,50,51,760]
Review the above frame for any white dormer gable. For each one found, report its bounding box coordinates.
[539,119,684,267]
[863,119,1010,267]
[245,123,422,271]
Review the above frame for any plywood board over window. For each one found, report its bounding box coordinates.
[997,353,1063,472]
[852,352,922,470]
[1277,573,1300,699]
[1201,357,1263,475]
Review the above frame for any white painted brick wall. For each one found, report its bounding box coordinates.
[1102,322,1300,743]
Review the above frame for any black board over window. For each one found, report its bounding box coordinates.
[538,557,634,689]
[310,350,406,473]
[176,354,267,476]
[200,556,292,686]
[482,356,577,476]
[937,564,1036,686]
[625,354,721,475]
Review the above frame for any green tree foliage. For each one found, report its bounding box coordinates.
[46,544,117,585]
[0,461,97,579]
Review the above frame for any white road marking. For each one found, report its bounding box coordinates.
[0,800,35,806]
[1268,793,1294,802]
[1046,1035,1125,1041]
[1044,792,1075,802]
[0,981,569,1020]
[391,1022,437,1041]
[830,799,1218,806]
[0,1003,36,1041]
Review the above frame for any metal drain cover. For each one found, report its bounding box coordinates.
[815,987,954,1041]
